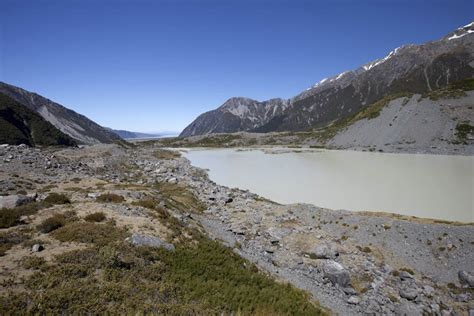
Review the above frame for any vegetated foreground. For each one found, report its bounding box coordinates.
[0,143,473,315]
[0,144,323,315]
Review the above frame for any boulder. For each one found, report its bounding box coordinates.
[399,288,418,300]
[347,296,360,305]
[323,260,351,287]
[0,194,35,209]
[31,244,44,252]
[311,243,339,259]
[399,271,414,280]
[126,233,175,251]
[458,270,474,287]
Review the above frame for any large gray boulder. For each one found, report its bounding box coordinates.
[0,194,35,209]
[323,260,351,287]
[311,242,339,259]
[126,233,175,251]
[399,287,418,301]
[458,270,474,287]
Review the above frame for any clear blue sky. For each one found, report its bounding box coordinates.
[0,0,472,133]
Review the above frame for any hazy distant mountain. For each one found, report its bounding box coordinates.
[108,129,162,139]
[181,22,474,137]
[0,93,76,146]
[0,82,123,145]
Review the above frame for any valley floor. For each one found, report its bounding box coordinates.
[0,143,473,315]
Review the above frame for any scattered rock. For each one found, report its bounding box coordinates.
[347,296,360,305]
[323,260,351,288]
[399,288,418,301]
[422,285,435,297]
[0,194,35,209]
[126,233,175,251]
[31,244,44,252]
[311,242,339,259]
[399,271,414,280]
[343,287,357,295]
[458,270,474,287]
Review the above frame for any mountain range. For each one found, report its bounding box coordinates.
[180,22,474,137]
[0,82,122,145]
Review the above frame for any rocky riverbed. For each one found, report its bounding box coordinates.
[1,143,473,315]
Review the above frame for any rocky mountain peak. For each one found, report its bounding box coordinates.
[444,21,474,41]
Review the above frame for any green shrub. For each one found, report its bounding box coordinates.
[0,202,42,228]
[43,193,71,206]
[0,230,31,256]
[21,256,46,270]
[96,193,125,203]
[84,212,106,222]
[1,237,324,315]
[153,149,181,160]
[132,198,156,210]
[37,214,66,233]
[455,122,474,142]
[52,222,128,246]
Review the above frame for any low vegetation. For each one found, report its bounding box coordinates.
[51,221,128,246]
[43,193,71,206]
[155,182,206,213]
[156,134,243,148]
[96,193,125,203]
[426,78,474,100]
[455,122,474,143]
[84,212,107,222]
[0,229,31,256]
[153,149,181,160]
[21,256,46,270]
[37,214,67,233]
[1,209,324,315]
[0,202,42,228]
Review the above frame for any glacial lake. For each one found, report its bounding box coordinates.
[182,148,474,223]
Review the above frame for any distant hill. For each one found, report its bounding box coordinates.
[0,93,76,146]
[0,82,123,145]
[108,129,162,139]
[181,22,474,137]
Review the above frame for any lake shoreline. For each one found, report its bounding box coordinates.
[151,147,473,314]
[180,147,473,222]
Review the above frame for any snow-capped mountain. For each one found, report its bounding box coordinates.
[181,22,474,136]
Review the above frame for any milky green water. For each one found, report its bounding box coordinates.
[183,148,474,222]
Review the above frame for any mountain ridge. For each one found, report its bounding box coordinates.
[0,92,77,147]
[0,82,123,145]
[180,22,474,137]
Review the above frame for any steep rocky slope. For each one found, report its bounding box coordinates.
[328,90,474,154]
[181,22,474,137]
[0,82,122,145]
[0,93,76,146]
[180,97,288,137]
